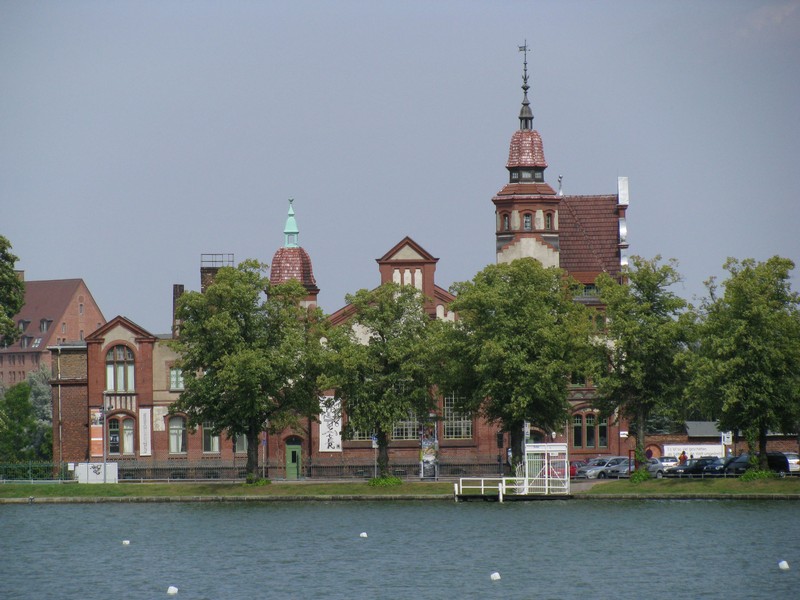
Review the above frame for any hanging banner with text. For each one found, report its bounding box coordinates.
[319,396,342,452]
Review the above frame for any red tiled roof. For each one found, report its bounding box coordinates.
[558,195,622,279]
[270,247,319,293]
[494,182,558,198]
[506,129,547,168]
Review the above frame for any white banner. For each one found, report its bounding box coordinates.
[139,408,152,456]
[319,396,342,452]
[663,444,725,459]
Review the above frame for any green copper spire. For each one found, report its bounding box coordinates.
[283,198,299,248]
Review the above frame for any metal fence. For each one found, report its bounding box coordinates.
[0,460,510,482]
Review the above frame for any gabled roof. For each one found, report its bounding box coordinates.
[85,315,156,343]
[376,236,437,264]
[558,194,623,279]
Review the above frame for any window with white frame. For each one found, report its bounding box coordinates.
[108,416,135,455]
[443,394,472,439]
[523,213,532,231]
[202,422,219,453]
[235,435,247,453]
[169,416,187,454]
[106,345,135,392]
[170,367,184,391]
[392,411,419,441]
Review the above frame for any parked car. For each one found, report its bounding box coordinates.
[607,458,636,478]
[576,456,627,479]
[646,457,676,479]
[783,452,800,474]
[723,453,790,475]
[701,456,738,477]
[664,456,719,477]
[569,460,587,478]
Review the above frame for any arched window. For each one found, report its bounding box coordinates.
[107,416,135,455]
[106,345,135,392]
[502,214,510,231]
[545,212,553,230]
[598,417,608,448]
[572,415,583,448]
[169,416,187,454]
[523,213,532,231]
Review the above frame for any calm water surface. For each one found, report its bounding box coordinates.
[1,499,798,599]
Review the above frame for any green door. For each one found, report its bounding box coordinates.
[285,443,302,480]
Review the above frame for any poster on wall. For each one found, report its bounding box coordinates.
[90,409,103,457]
[139,408,152,456]
[319,396,342,452]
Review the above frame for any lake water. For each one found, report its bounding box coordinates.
[1,499,798,599]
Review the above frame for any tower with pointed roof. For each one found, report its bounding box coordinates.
[269,199,320,308]
[493,45,629,291]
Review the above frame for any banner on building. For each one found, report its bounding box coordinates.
[319,396,342,452]
[90,409,103,457]
[139,408,152,456]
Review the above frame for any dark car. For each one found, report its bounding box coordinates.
[664,456,719,477]
[701,456,738,477]
[723,453,790,475]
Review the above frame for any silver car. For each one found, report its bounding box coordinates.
[646,457,674,479]
[576,456,628,479]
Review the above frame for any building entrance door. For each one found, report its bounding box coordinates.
[285,440,302,480]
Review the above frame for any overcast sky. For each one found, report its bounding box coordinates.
[2,1,799,334]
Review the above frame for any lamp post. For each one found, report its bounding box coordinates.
[99,406,107,484]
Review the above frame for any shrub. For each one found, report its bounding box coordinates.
[245,474,271,486]
[739,469,776,482]
[630,468,651,484]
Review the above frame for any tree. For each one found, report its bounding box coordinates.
[593,256,689,462]
[436,258,595,465]
[688,256,800,469]
[27,364,53,460]
[171,260,327,479]
[0,382,37,462]
[325,283,437,477]
[0,235,25,345]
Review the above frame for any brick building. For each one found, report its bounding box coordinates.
[1,276,105,387]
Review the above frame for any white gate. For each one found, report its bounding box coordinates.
[523,443,569,495]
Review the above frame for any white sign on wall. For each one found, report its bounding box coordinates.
[663,444,725,459]
[319,396,342,452]
[139,408,152,456]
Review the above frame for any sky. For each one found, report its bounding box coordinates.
[2,1,799,334]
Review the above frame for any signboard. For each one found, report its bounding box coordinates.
[663,444,725,459]
[721,431,733,445]
[318,396,342,452]
[139,408,152,456]
[90,409,103,457]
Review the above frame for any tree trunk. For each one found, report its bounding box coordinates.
[636,408,647,462]
[758,426,769,470]
[509,422,524,469]
[246,424,260,480]
[377,429,390,478]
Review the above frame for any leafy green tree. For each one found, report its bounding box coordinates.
[325,283,437,477]
[0,235,25,345]
[27,364,53,460]
[688,256,800,468]
[436,258,595,464]
[593,256,689,462]
[171,260,327,479]
[0,382,37,462]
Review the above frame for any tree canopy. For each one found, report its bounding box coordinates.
[171,260,327,478]
[593,255,689,461]
[436,258,594,463]
[0,235,25,345]
[687,256,800,468]
[325,283,437,477]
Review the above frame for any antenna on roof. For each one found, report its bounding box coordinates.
[557,175,563,196]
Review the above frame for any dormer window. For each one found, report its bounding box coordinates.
[521,170,532,179]
[40,319,51,333]
[511,172,520,181]
[534,171,544,182]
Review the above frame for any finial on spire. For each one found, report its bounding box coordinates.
[557,175,563,196]
[518,40,533,131]
[283,198,299,248]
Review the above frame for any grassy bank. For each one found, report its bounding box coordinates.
[0,481,455,499]
[582,476,800,496]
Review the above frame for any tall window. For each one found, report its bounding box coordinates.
[443,394,472,439]
[545,213,553,230]
[170,367,184,391]
[108,417,135,455]
[202,422,219,453]
[106,345,135,392]
[502,214,510,231]
[598,418,608,448]
[523,213,532,231]
[169,416,187,454]
[392,411,419,441]
[585,414,596,448]
[573,414,583,448]
[235,435,247,453]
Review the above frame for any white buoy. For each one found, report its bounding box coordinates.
[490,572,501,581]
[122,540,130,545]
[779,560,790,571]
[359,532,368,538]
[167,585,178,595]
